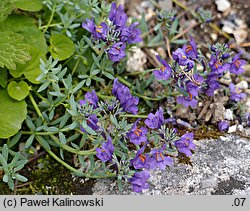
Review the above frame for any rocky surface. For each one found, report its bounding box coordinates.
[92,134,250,195]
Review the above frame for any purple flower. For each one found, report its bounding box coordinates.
[176,96,198,109]
[109,2,127,27]
[112,78,139,114]
[172,48,194,70]
[222,52,230,60]
[82,19,108,40]
[229,52,246,75]
[130,144,150,169]
[108,42,126,62]
[147,145,174,170]
[129,170,150,193]
[176,74,203,108]
[80,114,100,132]
[229,83,247,102]
[183,37,198,59]
[96,136,114,162]
[203,72,221,96]
[218,121,229,131]
[127,119,148,145]
[153,55,172,80]
[144,107,164,129]
[172,48,189,66]
[79,90,99,109]
[175,132,196,157]
[126,22,142,44]
[209,54,230,74]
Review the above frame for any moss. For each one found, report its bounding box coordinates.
[0,155,96,195]
[178,124,223,140]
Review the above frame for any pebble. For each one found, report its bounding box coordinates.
[237,125,244,132]
[224,109,234,120]
[233,29,248,44]
[211,33,218,41]
[215,0,231,12]
[126,47,147,72]
[228,125,237,133]
[236,80,248,90]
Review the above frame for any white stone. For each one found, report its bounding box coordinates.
[233,29,248,44]
[224,109,234,120]
[246,101,250,113]
[222,25,234,34]
[228,125,237,133]
[237,125,244,132]
[211,33,218,41]
[126,47,147,72]
[219,136,231,142]
[215,0,231,12]
[236,81,248,90]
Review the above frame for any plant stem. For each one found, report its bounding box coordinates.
[36,136,116,179]
[40,23,62,30]
[120,114,148,118]
[135,92,164,101]
[28,92,45,122]
[49,134,97,156]
[21,130,96,156]
[116,76,132,87]
[72,58,80,76]
[43,4,56,33]
[126,68,155,76]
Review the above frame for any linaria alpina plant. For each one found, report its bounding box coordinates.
[0,0,248,194]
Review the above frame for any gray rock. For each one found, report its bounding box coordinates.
[92,135,250,195]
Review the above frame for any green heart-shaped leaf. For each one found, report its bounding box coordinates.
[14,0,43,12]
[49,34,75,61]
[0,89,27,138]
[7,81,30,101]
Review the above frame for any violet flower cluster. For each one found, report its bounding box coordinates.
[78,80,196,193]
[82,2,142,62]
[153,37,247,109]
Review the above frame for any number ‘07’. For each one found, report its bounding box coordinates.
[233,198,246,206]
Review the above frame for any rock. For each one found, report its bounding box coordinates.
[243,64,250,76]
[237,125,244,132]
[215,0,231,12]
[228,125,237,133]
[126,47,147,72]
[92,135,250,195]
[156,47,167,60]
[219,71,231,85]
[233,29,248,44]
[222,25,234,34]
[158,0,172,10]
[224,109,234,120]
[210,33,218,41]
[211,102,225,124]
[236,80,248,90]
[246,100,250,113]
[205,109,212,122]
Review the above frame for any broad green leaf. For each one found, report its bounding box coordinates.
[0,68,8,88]
[7,81,30,101]
[14,0,43,12]
[0,32,31,70]
[0,15,47,54]
[11,46,46,84]
[48,34,75,61]
[0,0,13,22]
[0,89,27,138]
